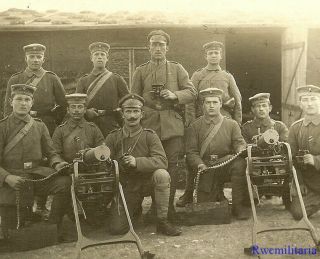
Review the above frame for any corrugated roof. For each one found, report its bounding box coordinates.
[0,8,318,30]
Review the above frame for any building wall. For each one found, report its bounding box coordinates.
[307,28,320,86]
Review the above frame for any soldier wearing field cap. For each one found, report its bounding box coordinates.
[76,41,129,137]
[3,43,67,136]
[185,88,250,220]
[0,84,70,243]
[131,29,197,220]
[241,93,288,144]
[185,41,242,127]
[288,85,320,220]
[106,93,182,236]
[52,93,105,164]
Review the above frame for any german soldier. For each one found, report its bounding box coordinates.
[241,93,288,144]
[52,93,105,164]
[106,94,182,236]
[186,88,250,220]
[76,42,129,137]
[288,85,320,219]
[131,30,197,219]
[0,84,70,243]
[3,43,67,136]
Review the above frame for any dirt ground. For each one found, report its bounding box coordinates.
[2,191,320,259]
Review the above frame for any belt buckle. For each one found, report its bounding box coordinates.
[24,162,32,169]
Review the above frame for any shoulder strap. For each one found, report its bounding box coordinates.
[199,117,224,158]
[86,71,113,106]
[3,117,35,156]
[27,70,47,87]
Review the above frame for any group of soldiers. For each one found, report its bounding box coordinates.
[1,28,320,245]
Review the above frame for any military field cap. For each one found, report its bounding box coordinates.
[23,43,46,55]
[119,94,145,109]
[297,85,320,98]
[66,93,87,104]
[203,41,224,52]
[147,30,170,45]
[89,42,110,54]
[199,88,223,100]
[249,93,271,106]
[11,84,36,97]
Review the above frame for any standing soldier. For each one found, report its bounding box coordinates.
[76,42,129,137]
[52,93,105,163]
[131,30,196,219]
[241,93,288,144]
[186,88,249,220]
[0,84,70,243]
[185,41,242,126]
[288,85,320,219]
[178,41,242,207]
[4,43,67,136]
[106,94,181,236]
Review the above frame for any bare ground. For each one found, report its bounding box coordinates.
[2,191,320,259]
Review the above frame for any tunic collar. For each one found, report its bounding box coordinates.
[67,118,86,128]
[12,113,31,124]
[25,67,46,78]
[122,125,143,138]
[91,67,107,76]
[252,117,274,128]
[150,59,167,66]
[205,65,221,72]
[203,114,223,125]
[303,115,320,126]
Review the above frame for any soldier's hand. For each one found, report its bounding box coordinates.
[160,89,178,100]
[5,175,25,190]
[55,161,69,171]
[197,163,208,172]
[122,155,137,168]
[303,154,315,166]
[86,108,99,119]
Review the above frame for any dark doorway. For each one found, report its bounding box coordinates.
[225,28,283,122]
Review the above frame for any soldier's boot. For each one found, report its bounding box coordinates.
[176,166,195,207]
[156,220,182,236]
[176,190,193,207]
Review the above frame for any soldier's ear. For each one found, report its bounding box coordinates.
[166,45,169,52]
[9,97,13,107]
[269,104,273,112]
[141,110,144,118]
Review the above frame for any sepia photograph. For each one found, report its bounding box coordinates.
[1,0,320,258]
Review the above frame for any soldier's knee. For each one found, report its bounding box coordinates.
[152,169,170,187]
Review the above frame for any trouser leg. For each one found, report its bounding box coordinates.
[162,137,182,213]
[152,169,170,220]
[290,187,320,220]
[109,188,142,235]
[34,175,71,224]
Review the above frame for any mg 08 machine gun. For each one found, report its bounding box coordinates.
[70,145,152,258]
[244,129,320,257]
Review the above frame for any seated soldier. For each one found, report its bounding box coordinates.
[52,93,105,164]
[106,94,182,236]
[0,84,69,243]
[241,93,288,144]
[186,88,250,220]
[289,85,320,220]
